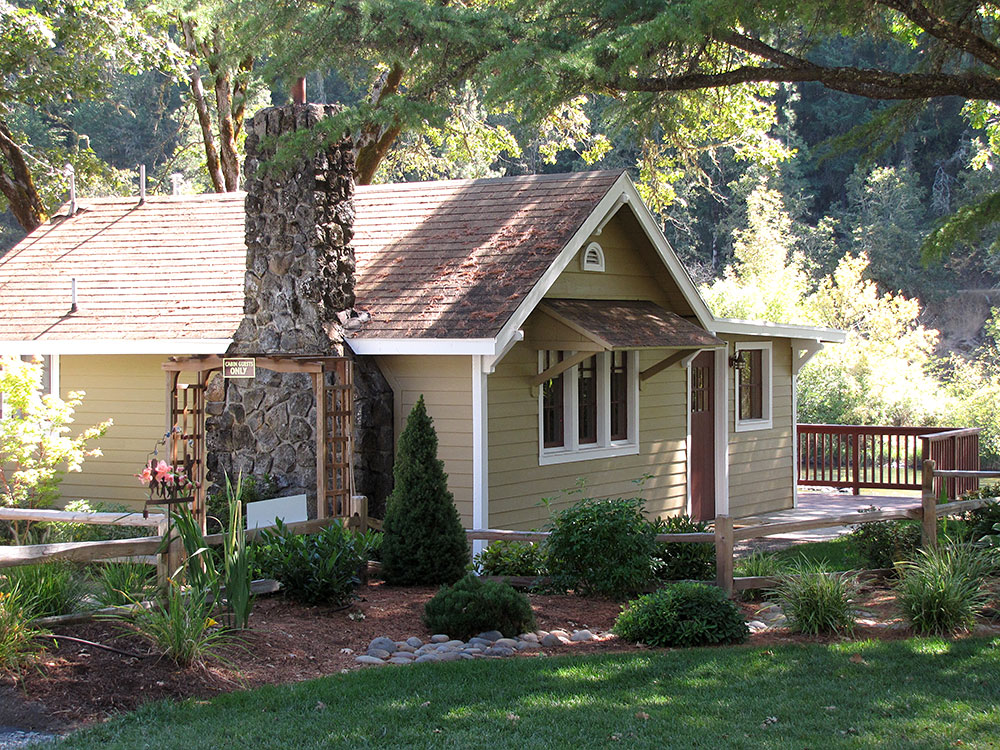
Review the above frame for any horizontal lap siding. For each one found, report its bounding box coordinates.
[487,344,687,530]
[58,354,172,510]
[378,356,474,525]
[725,338,795,517]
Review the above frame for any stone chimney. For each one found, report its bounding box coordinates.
[206,103,393,515]
[236,103,356,354]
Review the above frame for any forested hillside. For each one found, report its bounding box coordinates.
[3,0,999,461]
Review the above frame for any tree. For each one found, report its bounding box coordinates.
[481,0,1000,250]
[0,357,111,543]
[380,396,469,586]
[0,0,171,232]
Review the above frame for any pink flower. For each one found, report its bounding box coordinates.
[136,466,153,486]
[154,460,174,484]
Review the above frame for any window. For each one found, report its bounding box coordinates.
[538,350,639,465]
[734,342,772,431]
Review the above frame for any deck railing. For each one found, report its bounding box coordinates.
[797,424,980,495]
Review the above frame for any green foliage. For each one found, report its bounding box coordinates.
[1,561,86,618]
[734,550,787,599]
[220,475,252,629]
[650,514,715,582]
[380,397,469,586]
[94,562,154,608]
[850,511,922,570]
[167,504,220,599]
[0,585,46,674]
[613,582,748,648]
[422,573,536,640]
[44,500,148,543]
[474,541,546,578]
[963,497,1000,543]
[206,473,278,535]
[546,497,656,598]
[770,560,859,635]
[0,357,111,544]
[253,519,366,607]
[124,579,230,668]
[896,545,993,635]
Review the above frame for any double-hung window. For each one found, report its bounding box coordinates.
[539,350,639,465]
[734,342,772,431]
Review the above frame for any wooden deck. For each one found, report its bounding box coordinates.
[736,490,921,543]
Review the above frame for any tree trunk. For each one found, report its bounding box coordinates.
[355,65,406,185]
[209,30,241,192]
[0,118,46,232]
[181,20,225,193]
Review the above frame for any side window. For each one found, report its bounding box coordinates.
[735,343,771,431]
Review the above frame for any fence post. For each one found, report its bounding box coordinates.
[715,514,734,597]
[851,432,861,495]
[921,459,938,549]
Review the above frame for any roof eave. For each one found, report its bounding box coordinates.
[0,338,235,356]
[710,318,846,343]
[346,338,498,356]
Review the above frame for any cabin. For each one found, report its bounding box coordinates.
[0,102,844,535]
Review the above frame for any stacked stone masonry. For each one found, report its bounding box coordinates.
[206,102,394,515]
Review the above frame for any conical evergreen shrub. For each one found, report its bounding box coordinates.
[380,396,470,585]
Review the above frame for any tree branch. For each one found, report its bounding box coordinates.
[874,0,1000,71]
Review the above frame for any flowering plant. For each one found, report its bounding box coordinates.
[136,458,193,502]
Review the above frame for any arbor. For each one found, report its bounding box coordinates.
[0,0,170,232]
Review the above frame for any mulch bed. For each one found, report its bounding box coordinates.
[1,579,997,733]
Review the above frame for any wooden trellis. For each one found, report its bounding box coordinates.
[162,355,354,525]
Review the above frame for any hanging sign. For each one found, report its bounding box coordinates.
[223,358,256,379]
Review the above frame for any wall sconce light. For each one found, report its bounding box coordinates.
[728,350,746,369]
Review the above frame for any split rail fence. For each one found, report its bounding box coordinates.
[467,460,1000,596]
[0,494,378,586]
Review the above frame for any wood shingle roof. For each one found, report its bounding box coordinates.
[0,171,622,345]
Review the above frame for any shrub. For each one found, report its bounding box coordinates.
[546,497,655,598]
[770,559,858,635]
[613,582,748,647]
[0,356,111,544]
[220,474,252,629]
[474,541,546,577]
[0,586,46,674]
[896,544,992,635]
[94,562,155,607]
[43,500,148,543]
[850,509,921,569]
[423,574,535,640]
[650,514,714,581]
[123,579,230,667]
[253,519,365,606]
[381,397,469,586]
[963,498,1000,544]
[1,561,86,618]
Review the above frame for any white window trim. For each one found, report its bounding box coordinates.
[734,341,772,432]
[538,350,640,466]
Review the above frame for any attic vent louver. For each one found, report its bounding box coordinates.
[581,242,605,272]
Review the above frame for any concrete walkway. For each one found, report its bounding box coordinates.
[735,490,921,544]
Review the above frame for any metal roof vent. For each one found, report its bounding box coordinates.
[581,242,605,272]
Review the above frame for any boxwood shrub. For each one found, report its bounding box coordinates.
[423,573,536,640]
[613,582,748,647]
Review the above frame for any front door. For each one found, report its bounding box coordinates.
[690,351,716,521]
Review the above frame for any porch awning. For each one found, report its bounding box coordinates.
[537,299,724,351]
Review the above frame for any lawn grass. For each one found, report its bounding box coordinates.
[46,637,1000,749]
[770,536,866,570]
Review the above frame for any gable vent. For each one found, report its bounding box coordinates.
[581,242,605,272]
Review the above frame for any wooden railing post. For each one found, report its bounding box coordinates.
[714,514,734,597]
[921,459,938,549]
[851,432,861,495]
